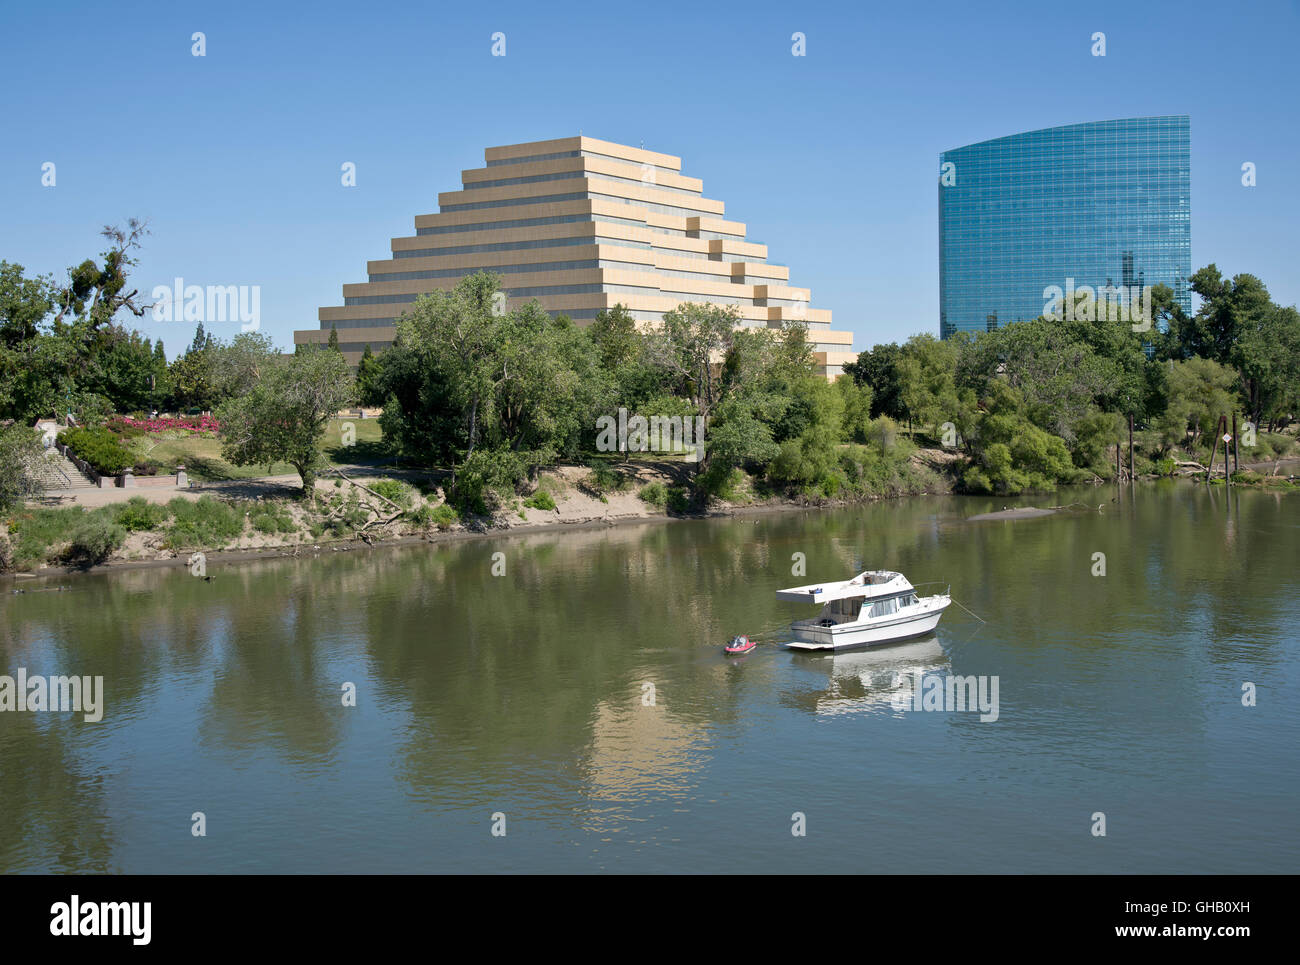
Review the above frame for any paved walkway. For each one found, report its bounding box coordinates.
[32,464,446,508]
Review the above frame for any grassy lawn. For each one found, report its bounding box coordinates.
[127,418,386,481]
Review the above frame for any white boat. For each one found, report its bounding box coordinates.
[777,570,951,651]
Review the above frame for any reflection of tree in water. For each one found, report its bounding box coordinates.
[0,713,114,872]
[0,484,1293,868]
[196,559,357,760]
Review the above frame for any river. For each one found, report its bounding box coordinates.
[2,482,1296,873]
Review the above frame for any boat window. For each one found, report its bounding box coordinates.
[869,597,899,617]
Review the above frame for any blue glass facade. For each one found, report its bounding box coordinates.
[938,116,1191,338]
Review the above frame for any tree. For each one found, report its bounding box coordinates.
[834,375,874,443]
[844,342,907,420]
[170,341,217,411]
[82,326,158,412]
[959,381,1077,493]
[327,324,340,353]
[216,347,354,495]
[211,331,278,401]
[52,220,153,330]
[355,344,383,407]
[189,323,211,356]
[0,423,45,510]
[380,273,613,505]
[1232,302,1300,428]
[957,317,1115,446]
[1159,357,1240,451]
[589,304,640,370]
[151,340,170,409]
[1163,266,1271,365]
[0,261,55,348]
[894,334,959,436]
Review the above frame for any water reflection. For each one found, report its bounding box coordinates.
[1,483,1297,872]
[785,636,950,718]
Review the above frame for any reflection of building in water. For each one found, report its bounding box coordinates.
[577,688,714,835]
[785,637,950,717]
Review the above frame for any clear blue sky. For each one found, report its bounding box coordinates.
[2,0,1297,358]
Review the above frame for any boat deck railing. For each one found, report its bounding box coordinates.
[911,582,952,599]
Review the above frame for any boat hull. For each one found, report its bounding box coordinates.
[787,599,950,651]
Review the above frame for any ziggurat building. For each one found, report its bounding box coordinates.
[294,136,855,378]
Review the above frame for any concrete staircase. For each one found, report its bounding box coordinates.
[36,450,99,491]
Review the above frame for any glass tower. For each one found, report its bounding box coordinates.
[938,116,1191,338]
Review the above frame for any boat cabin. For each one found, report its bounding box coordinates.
[777,570,921,627]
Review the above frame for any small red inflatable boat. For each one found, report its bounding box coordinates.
[724,634,756,655]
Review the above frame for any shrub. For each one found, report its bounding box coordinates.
[368,479,413,507]
[586,464,631,494]
[523,490,557,512]
[698,462,742,500]
[666,486,692,514]
[113,497,171,532]
[6,506,90,567]
[452,449,528,515]
[638,482,668,508]
[1251,432,1294,460]
[430,503,459,531]
[65,516,125,565]
[246,501,297,535]
[1155,457,1176,477]
[58,426,134,476]
[166,496,245,548]
[0,534,12,573]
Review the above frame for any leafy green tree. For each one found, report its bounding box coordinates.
[327,324,340,352]
[150,340,170,409]
[379,272,612,505]
[51,220,153,331]
[170,340,217,411]
[1166,266,1272,365]
[81,327,157,412]
[958,317,1115,446]
[355,344,383,407]
[766,376,845,491]
[189,322,211,355]
[833,375,874,443]
[589,304,640,371]
[0,423,45,510]
[959,381,1078,494]
[1158,357,1240,451]
[211,332,278,401]
[844,342,906,419]
[216,347,354,494]
[895,334,959,437]
[0,261,56,348]
[1232,302,1300,428]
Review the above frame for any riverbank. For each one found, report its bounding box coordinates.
[1,455,951,579]
[6,453,1297,582]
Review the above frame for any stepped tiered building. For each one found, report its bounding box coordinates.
[294,136,855,378]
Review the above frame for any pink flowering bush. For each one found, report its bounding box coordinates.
[109,415,222,435]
